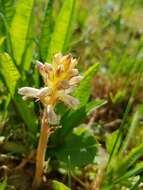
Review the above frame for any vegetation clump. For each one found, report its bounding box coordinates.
[0,0,143,190]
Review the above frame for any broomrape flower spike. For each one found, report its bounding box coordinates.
[18,53,83,125]
[18,53,83,190]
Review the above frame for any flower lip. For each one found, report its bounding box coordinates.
[70,69,79,77]
[36,61,44,70]
[18,87,39,98]
[58,92,80,108]
[69,76,83,85]
[38,87,51,97]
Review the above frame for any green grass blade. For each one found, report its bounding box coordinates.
[10,0,35,65]
[22,39,35,71]
[20,12,35,71]
[86,99,107,115]
[116,143,143,175]
[120,108,140,155]
[73,63,100,106]
[47,0,76,62]
[114,162,143,184]
[106,130,122,156]
[67,155,72,189]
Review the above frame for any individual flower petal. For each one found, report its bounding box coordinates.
[18,87,39,98]
[53,53,62,65]
[62,54,72,70]
[44,63,53,73]
[69,76,83,85]
[65,86,75,94]
[45,64,54,81]
[59,93,80,108]
[47,105,60,125]
[38,87,51,97]
[55,64,64,77]
[58,80,70,89]
[37,61,45,74]
[70,69,79,77]
[70,58,78,69]
[37,61,48,82]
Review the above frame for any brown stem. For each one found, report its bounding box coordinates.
[90,166,105,190]
[32,109,50,190]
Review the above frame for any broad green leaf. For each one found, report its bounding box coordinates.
[10,0,35,65]
[39,0,54,61]
[60,107,86,137]
[73,63,100,106]
[0,52,20,96]
[52,98,106,145]
[52,180,70,190]
[0,53,37,140]
[47,0,76,61]
[50,128,97,168]
[51,106,86,145]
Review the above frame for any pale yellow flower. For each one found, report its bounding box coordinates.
[18,53,83,125]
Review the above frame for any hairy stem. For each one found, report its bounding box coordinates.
[32,108,50,190]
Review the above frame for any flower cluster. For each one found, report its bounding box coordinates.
[18,53,83,125]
